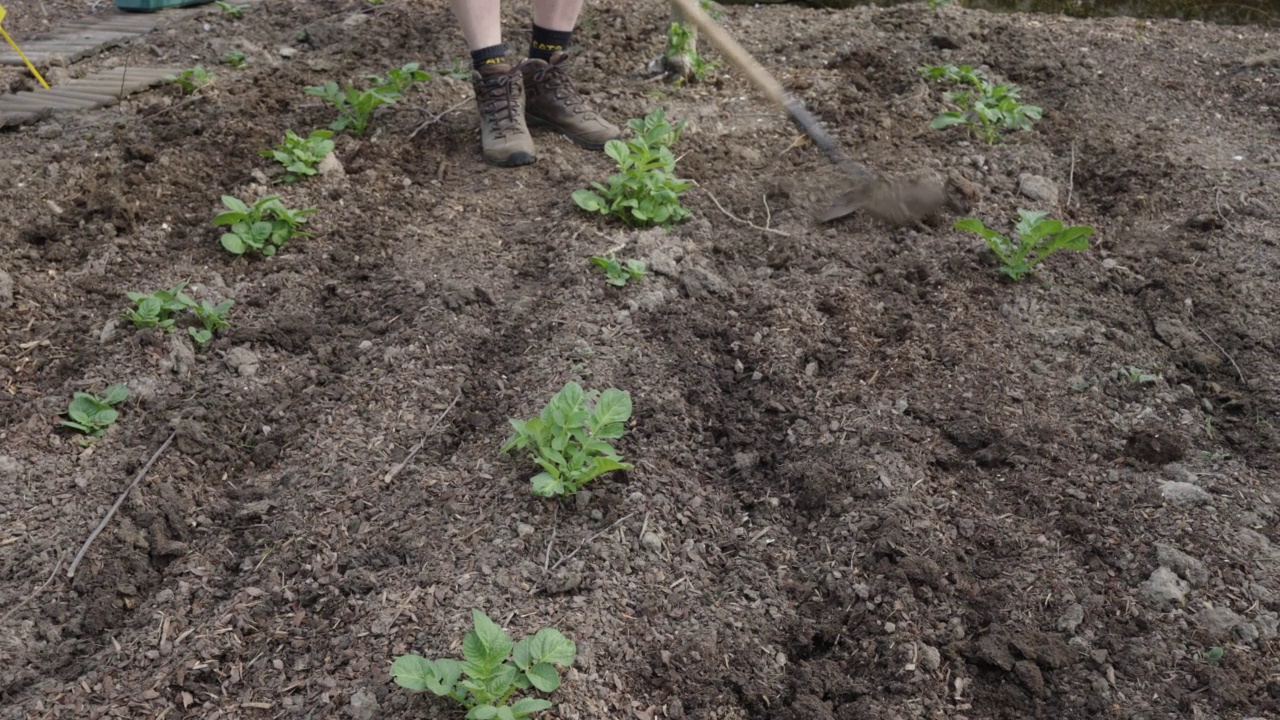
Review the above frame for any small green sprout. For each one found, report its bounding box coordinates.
[572,108,692,228]
[664,21,717,85]
[187,299,234,347]
[213,195,316,257]
[441,57,472,81]
[61,385,128,437]
[501,381,633,498]
[955,209,1093,281]
[214,1,249,18]
[124,283,193,331]
[919,64,1041,144]
[261,129,335,183]
[221,50,247,68]
[590,256,647,287]
[367,62,432,95]
[165,66,214,95]
[392,610,576,719]
[304,81,400,136]
[1124,366,1159,385]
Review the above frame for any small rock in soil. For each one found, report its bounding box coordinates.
[680,266,729,299]
[1156,544,1209,587]
[1058,604,1085,634]
[1141,566,1189,606]
[971,633,1015,671]
[225,346,260,377]
[0,455,22,481]
[318,152,344,177]
[1195,606,1243,640]
[641,532,663,552]
[348,688,379,720]
[919,643,941,671]
[0,268,13,309]
[1018,173,1059,205]
[516,522,534,538]
[166,333,196,377]
[99,319,118,344]
[1160,481,1210,506]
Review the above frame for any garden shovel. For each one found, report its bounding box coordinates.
[669,0,945,226]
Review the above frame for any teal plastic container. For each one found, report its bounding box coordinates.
[115,0,216,11]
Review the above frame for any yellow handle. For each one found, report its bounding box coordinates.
[0,4,52,89]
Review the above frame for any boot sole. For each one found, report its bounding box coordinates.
[484,150,537,168]
[526,115,617,151]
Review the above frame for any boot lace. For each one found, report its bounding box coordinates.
[530,54,597,119]
[477,63,526,138]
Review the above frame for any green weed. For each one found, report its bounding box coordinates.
[501,381,633,498]
[590,256,647,287]
[572,108,692,228]
[221,50,247,68]
[262,129,335,183]
[165,66,214,95]
[391,610,576,720]
[214,1,248,18]
[919,64,1041,144]
[214,195,316,257]
[955,209,1093,281]
[366,62,431,95]
[61,385,128,437]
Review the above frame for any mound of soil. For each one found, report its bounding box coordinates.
[1,1,1277,718]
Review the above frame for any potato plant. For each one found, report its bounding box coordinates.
[262,129,335,183]
[955,209,1093,281]
[214,194,316,257]
[572,108,692,228]
[61,385,128,437]
[919,64,1041,144]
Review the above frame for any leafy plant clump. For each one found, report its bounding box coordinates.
[61,384,128,437]
[572,108,692,228]
[214,194,316,257]
[165,66,214,95]
[305,65,430,137]
[391,610,576,720]
[955,209,1093,281]
[919,64,1041,144]
[124,283,193,331]
[186,298,234,346]
[262,129,335,183]
[214,1,248,18]
[590,256,647,287]
[221,50,247,68]
[664,21,717,85]
[501,381,633,498]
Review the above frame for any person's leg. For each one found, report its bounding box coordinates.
[529,0,581,61]
[522,0,620,150]
[450,0,535,167]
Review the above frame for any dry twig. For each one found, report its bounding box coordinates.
[698,185,791,237]
[534,512,637,593]
[1196,325,1247,385]
[411,97,470,138]
[67,431,176,579]
[384,391,462,483]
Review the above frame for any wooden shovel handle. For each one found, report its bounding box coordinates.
[668,0,876,181]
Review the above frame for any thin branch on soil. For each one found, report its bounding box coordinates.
[697,184,792,237]
[1065,140,1076,210]
[0,551,64,627]
[66,431,176,580]
[383,391,462,483]
[410,97,471,138]
[763,193,773,230]
[144,91,206,120]
[1196,325,1247,385]
[534,511,636,592]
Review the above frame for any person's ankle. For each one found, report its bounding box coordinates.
[470,43,508,71]
[528,24,571,62]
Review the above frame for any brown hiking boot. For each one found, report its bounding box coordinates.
[472,62,536,167]
[522,52,621,151]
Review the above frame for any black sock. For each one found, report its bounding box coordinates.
[470,44,507,70]
[529,24,572,61]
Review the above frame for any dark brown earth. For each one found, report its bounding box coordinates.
[2,1,1279,719]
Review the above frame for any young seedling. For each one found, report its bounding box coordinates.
[213,194,316,257]
[572,108,693,228]
[590,256,647,287]
[1123,366,1159,385]
[367,62,432,95]
[186,298,234,347]
[221,50,247,68]
[304,81,400,136]
[955,209,1093,281]
[261,129,335,183]
[441,57,472,81]
[165,66,214,96]
[501,381,633,498]
[214,0,249,18]
[60,384,128,437]
[392,610,576,720]
[919,64,1041,144]
[663,20,717,85]
[123,283,194,331]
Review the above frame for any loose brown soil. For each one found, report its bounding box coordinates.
[2,1,1278,719]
